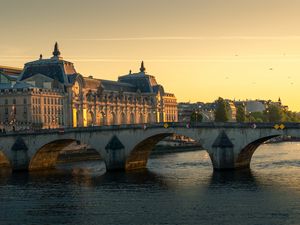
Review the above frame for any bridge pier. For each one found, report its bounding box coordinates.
[105,135,126,170]
[210,131,235,170]
[10,137,30,171]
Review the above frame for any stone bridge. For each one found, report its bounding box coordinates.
[0,122,299,172]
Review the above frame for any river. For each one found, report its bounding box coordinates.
[0,142,299,225]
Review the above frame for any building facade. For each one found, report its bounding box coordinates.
[0,43,177,130]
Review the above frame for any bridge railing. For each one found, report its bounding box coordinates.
[1,122,300,137]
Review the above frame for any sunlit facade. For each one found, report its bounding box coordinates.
[0,43,177,130]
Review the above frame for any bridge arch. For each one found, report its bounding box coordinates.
[235,135,281,169]
[125,132,208,170]
[0,151,11,169]
[29,139,103,171]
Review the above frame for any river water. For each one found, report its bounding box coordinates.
[0,142,299,225]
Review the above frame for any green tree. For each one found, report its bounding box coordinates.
[248,111,267,123]
[265,104,283,122]
[282,111,300,122]
[236,105,246,122]
[190,111,203,122]
[214,97,229,122]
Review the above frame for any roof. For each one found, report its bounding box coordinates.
[20,60,65,83]
[100,79,137,92]
[118,72,157,93]
[84,77,101,89]
[13,82,35,89]
[0,73,18,82]
[0,83,13,89]
[19,58,76,84]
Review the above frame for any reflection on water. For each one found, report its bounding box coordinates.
[0,143,299,225]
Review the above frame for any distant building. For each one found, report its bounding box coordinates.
[178,102,214,122]
[234,99,288,114]
[234,100,267,113]
[177,102,197,122]
[178,99,237,122]
[225,100,237,121]
[0,43,177,130]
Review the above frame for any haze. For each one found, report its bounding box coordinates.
[1,0,300,110]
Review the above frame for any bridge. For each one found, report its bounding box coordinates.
[0,122,299,172]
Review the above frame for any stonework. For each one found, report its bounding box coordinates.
[0,43,178,130]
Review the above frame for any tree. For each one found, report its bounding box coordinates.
[214,97,229,122]
[248,111,267,123]
[236,105,246,122]
[190,111,203,123]
[282,111,300,122]
[265,104,283,122]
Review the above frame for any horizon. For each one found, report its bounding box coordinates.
[1,0,300,110]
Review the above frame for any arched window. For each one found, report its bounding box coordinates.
[130,112,135,124]
[100,112,106,126]
[110,112,116,125]
[121,112,126,124]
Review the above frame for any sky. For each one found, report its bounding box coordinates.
[1,0,300,110]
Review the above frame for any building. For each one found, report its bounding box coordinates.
[178,99,237,123]
[0,43,177,130]
[226,100,237,122]
[234,100,267,113]
[177,102,215,122]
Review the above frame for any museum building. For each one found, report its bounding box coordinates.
[0,43,178,130]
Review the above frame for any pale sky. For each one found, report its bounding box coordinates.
[1,0,300,110]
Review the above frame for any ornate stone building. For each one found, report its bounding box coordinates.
[0,43,177,130]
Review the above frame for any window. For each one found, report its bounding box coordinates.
[23,98,27,104]
[5,99,8,105]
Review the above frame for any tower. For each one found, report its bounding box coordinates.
[52,42,62,59]
[140,61,146,73]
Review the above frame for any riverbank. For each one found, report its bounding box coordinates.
[265,136,300,144]
[57,148,102,164]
